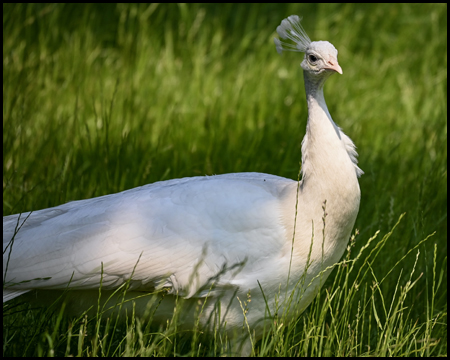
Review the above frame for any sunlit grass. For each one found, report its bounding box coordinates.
[3,3,447,356]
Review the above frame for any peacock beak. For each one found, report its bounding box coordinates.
[325,58,343,74]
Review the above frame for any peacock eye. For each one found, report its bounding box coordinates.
[309,55,317,63]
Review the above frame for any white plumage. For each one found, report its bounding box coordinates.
[3,15,362,350]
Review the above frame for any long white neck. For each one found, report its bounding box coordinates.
[276,69,362,308]
[299,70,361,243]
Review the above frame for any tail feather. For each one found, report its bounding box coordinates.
[3,289,30,303]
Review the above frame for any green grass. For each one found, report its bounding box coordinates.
[3,3,447,356]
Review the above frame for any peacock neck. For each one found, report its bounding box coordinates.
[300,70,360,212]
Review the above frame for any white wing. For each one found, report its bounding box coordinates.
[3,173,295,301]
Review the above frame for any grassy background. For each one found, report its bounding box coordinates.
[3,3,447,356]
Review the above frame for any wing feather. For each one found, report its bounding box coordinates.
[3,173,295,300]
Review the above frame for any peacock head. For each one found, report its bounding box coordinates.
[274,15,342,76]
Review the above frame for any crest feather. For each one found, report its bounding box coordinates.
[274,15,311,54]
